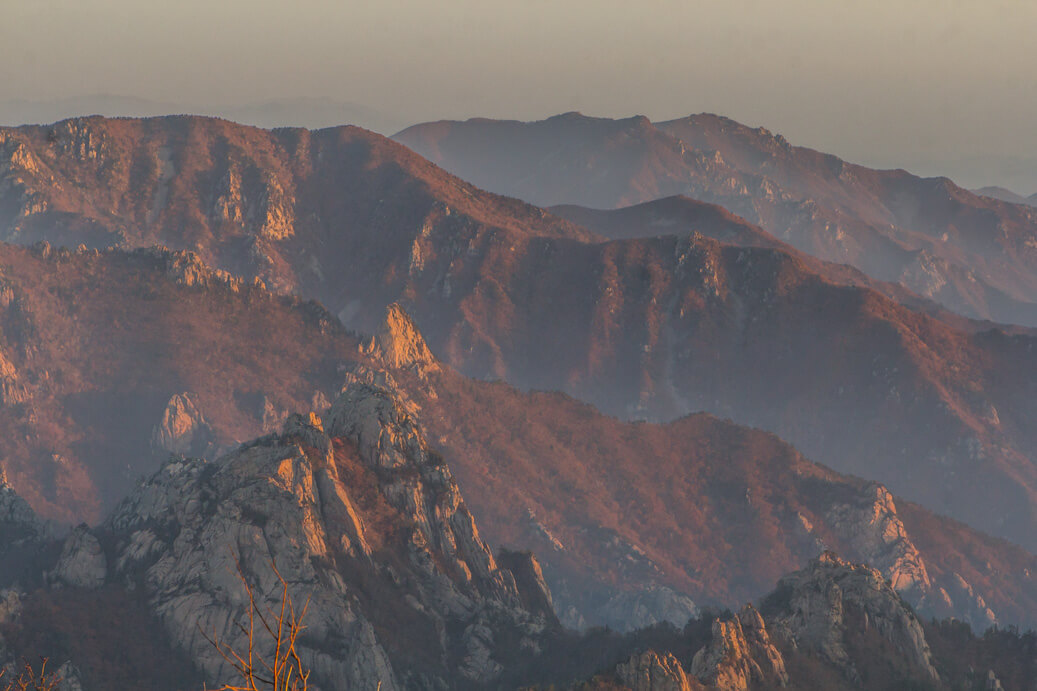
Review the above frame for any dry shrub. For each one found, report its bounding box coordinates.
[202,559,312,691]
[0,659,62,691]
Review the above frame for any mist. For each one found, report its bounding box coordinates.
[2,0,1036,190]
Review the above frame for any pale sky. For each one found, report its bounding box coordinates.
[2,0,1036,191]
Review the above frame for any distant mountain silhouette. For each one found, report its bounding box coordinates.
[396,112,1037,328]
[974,185,1037,208]
[0,94,406,134]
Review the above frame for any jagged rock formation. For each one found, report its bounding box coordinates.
[360,302,439,377]
[102,381,557,689]
[53,662,84,691]
[577,552,1037,691]
[762,552,939,683]
[823,483,931,597]
[690,605,788,691]
[616,651,696,691]
[496,549,555,619]
[0,474,38,537]
[150,393,215,457]
[0,345,27,406]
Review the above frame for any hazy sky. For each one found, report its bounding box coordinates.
[2,0,1036,190]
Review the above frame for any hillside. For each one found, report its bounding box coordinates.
[3,117,1037,566]
[0,242,360,520]
[550,195,975,330]
[1,244,1036,633]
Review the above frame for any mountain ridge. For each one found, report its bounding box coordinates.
[395,111,1037,329]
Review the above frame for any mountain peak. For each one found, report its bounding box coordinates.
[364,303,439,375]
[765,551,940,681]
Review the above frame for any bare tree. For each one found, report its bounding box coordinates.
[0,659,62,691]
[202,558,312,691]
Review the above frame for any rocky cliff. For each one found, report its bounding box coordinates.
[690,605,788,691]
[762,553,939,684]
[96,379,556,689]
[586,552,969,690]
[0,469,48,586]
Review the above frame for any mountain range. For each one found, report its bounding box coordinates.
[0,112,1036,688]
[395,112,1037,329]
[0,95,406,134]
[3,115,1037,551]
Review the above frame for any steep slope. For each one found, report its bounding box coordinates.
[551,196,973,330]
[357,217,1037,554]
[0,114,592,328]
[358,308,1037,632]
[395,112,1037,327]
[0,242,362,521]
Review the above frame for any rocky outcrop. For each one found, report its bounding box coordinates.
[0,475,47,588]
[691,605,788,691]
[150,393,215,457]
[360,303,439,378]
[48,524,107,589]
[817,482,1003,629]
[0,471,44,540]
[211,164,295,241]
[616,651,695,691]
[104,380,555,690]
[934,572,997,629]
[599,585,699,632]
[496,549,555,619]
[107,445,397,690]
[53,661,84,691]
[0,346,27,406]
[825,483,932,597]
[763,552,939,683]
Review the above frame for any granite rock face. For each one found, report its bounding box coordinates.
[48,524,107,589]
[360,303,439,378]
[825,483,931,598]
[812,481,999,629]
[691,605,788,691]
[764,552,939,683]
[103,380,555,690]
[151,393,216,457]
[0,345,27,406]
[616,651,695,691]
[0,472,47,585]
